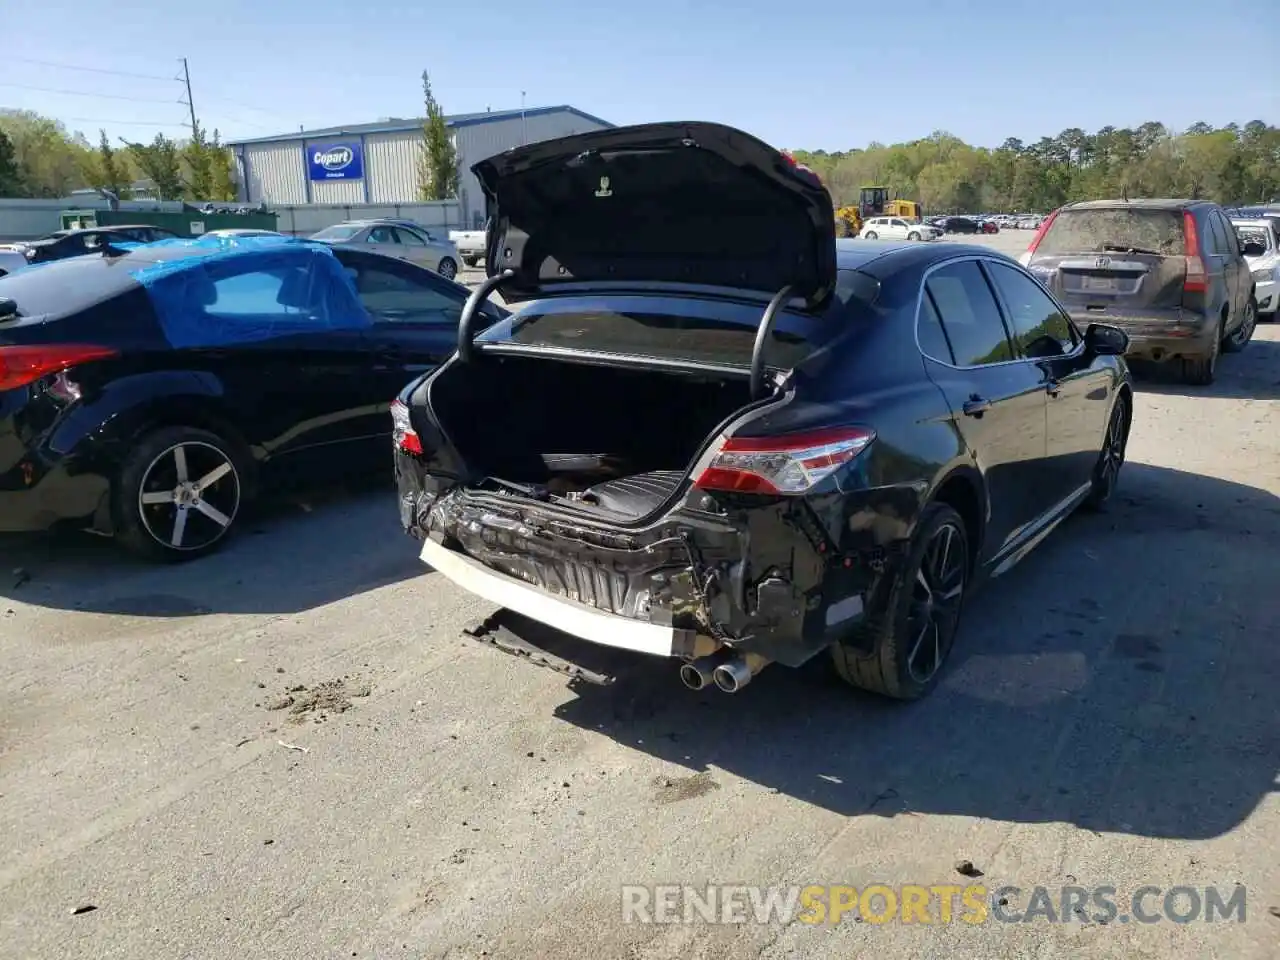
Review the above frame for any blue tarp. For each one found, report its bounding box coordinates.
[127,236,370,348]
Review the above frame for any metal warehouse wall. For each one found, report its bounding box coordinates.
[235,108,611,223]
[273,200,462,236]
[454,112,611,227]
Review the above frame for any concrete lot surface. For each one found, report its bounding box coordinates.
[2,234,1278,958]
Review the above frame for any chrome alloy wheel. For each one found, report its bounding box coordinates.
[137,441,241,551]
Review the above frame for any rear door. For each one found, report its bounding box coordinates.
[1202,210,1238,326]
[983,259,1105,504]
[391,226,438,271]
[1209,209,1246,328]
[1027,206,1189,323]
[918,259,1051,561]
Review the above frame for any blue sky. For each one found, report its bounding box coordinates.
[5,0,1277,151]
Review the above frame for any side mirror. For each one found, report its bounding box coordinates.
[1085,323,1128,357]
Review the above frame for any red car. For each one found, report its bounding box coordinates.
[982,220,1000,234]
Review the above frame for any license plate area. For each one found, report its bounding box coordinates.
[1082,275,1117,292]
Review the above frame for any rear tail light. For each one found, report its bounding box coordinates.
[1182,211,1208,293]
[1023,208,1059,260]
[390,398,423,455]
[0,344,118,392]
[693,426,875,494]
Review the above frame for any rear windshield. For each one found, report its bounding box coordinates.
[310,225,363,242]
[1038,209,1186,256]
[0,255,139,319]
[477,269,878,368]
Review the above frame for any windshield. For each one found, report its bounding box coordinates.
[1038,208,1186,256]
[310,224,363,242]
[475,269,878,369]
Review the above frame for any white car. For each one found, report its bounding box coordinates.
[1233,218,1279,318]
[203,228,286,239]
[448,229,486,267]
[858,217,940,241]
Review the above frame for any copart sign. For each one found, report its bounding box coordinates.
[306,142,364,181]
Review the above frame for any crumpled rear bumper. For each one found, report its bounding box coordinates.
[407,484,901,669]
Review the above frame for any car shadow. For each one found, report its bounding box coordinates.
[0,477,425,616]
[528,462,1279,840]
[1130,333,1280,400]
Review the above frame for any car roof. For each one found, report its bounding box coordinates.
[837,239,1014,276]
[1062,198,1211,212]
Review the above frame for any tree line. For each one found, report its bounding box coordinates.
[0,109,239,203]
[793,121,1280,214]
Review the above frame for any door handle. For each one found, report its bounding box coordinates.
[1046,379,1062,398]
[962,396,991,417]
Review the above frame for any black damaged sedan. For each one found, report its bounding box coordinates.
[393,121,1134,700]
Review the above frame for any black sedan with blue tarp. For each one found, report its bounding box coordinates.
[0,234,504,560]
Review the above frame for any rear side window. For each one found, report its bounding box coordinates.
[1204,213,1229,255]
[1037,209,1186,256]
[924,261,1013,366]
[984,262,1076,358]
[917,294,954,364]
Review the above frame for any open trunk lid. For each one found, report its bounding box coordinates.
[1027,207,1189,313]
[471,121,838,307]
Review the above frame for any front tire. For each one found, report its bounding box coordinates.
[1084,394,1129,510]
[908,231,921,241]
[437,257,458,281]
[1222,297,1257,352]
[831,502,970,701]
[113,426,246,562]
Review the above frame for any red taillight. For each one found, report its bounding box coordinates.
[390,398,423,455]
[0,344,118,392]
[1025,208,1059,257]
[692,426,875,495]
[1182,210,1208,293]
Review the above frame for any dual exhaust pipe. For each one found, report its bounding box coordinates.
[679,652,770,694]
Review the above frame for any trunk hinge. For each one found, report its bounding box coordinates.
[750,284,795,400]
[457,268,515,363]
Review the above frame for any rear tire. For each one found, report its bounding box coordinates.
[1181,319,1220,385]
[1084,394,1129,510]
[831,502,969,701]
[463,256,479,268]
[1222,297,1257,352]
[865,231,878,240]
[113,426,247,563]
[437,257,458,281]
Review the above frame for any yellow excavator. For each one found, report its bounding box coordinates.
[836,186,923,237]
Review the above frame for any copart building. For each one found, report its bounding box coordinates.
[227,105,612,229]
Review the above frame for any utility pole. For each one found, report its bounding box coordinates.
[181,57,198,141]
[521,91,527,145]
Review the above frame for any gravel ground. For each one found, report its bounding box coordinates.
[1,240,1277,958]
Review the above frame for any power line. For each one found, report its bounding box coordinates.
[62,117,189,128]
[2,55,176,82]
[0,81,180,104]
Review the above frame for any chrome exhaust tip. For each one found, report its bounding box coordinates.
[712,659,754,693]
[679,658,716,691]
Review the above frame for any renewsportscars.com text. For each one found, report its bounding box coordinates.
[621,883,1248,926]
